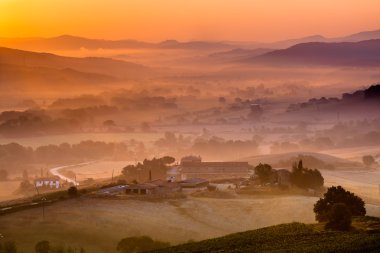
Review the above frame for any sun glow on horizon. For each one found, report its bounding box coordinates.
[0,0,380,42]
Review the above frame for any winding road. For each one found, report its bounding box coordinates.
[49,162,96,186]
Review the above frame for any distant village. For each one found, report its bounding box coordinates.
[31,154,323,200]
[93,155,300,197]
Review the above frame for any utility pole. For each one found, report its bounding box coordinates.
[41,197,46,221]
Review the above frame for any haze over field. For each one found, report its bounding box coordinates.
[0,1,380,252]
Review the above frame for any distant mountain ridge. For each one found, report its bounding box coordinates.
[0,35,235,51]
[0,46,150,79]
[1,28,380,51]
[245,39,380,66]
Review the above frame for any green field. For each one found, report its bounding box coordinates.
[151,218,380,253]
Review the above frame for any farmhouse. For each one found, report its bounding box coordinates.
[172,155,252,180]
[34,176,61,189]
[125,180,182,195]
[179,178,209,192]
[125,183,158,195]
[275,169,291,187]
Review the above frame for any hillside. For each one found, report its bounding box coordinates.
[241,151,359,169]
[0,35,235,51]
[246,39,380,66]
[0,47,150,79]
[151,219,380,253]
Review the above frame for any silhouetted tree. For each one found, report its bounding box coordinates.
[117,236,169,253]
[67,186,78,197]
[254,163,273,183]
[2,241,17,253]
[325,203,352,231]
[314,186,366,222]
[362,155,375,167]
[35,241,50,253]
[290,160,324,190]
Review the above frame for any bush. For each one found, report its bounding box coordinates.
[0,169,8,181]
[290,160,324,190]
[35,241,50,253]
[254,163,273,183]
[325,203,352,231]
[1,241,17,253]
[67,186,78,197]
[362,155,375,167]
[117,236,170,253]
[314,186,366,222]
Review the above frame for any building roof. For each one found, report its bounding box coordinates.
[126,183,158,190]
[34,176,60,181]
[98,185,128,194]
[181,162,250,167]
[179,178,209,187]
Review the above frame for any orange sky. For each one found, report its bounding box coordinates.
[1,0,380,42]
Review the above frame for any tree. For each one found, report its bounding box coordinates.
[35,241,50,253]
[0,169,8,181]
[103,120,116,127]
[254,163,273,183]
[314,186,366,222]
[3,241,17,253]
[325,203,352,231]
[362,155,375,167]
[67,186,78,197]
[161,156,175,165]
[290,160,324,190]
[116,236,170,253]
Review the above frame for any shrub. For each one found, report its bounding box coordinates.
[325,203,352,231]
[2,241,17,253]
[254,163,273,183]
[67,186,78,197]
[314,186,366,222]
[290,160,324,190]
[35,240,50,253]
[362,155,375,167]
[117,236,170,253]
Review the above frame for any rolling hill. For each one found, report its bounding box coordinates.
[0,35,235,51]
[246,39,380,66]
[240,152,360,169]
[0,47,151,79]
[150,220,380,253]
[1,29,379,52]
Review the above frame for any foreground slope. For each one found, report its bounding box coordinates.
[151,221,380,253]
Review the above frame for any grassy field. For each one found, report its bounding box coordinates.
[0,196,319,253]
[151,218,380,253]
[0,180,22,202]
[0,195,379,252]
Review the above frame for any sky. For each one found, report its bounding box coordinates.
[1,0,380,42]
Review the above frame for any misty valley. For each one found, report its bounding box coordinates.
[1,23,380,253]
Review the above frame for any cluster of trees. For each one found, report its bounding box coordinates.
[0,140,147,176]
[362,155,377,167]
[276,155,335,171]
[117,236,170,253]
[35,240,85,253]
[254,160,324,190]
[191,137,259,160]
[314,186,366,231]
[0,110,82,137]
[0,241,17,253]
[112,96,177,110]
[253,164,273,183]
[121,156,175,182]
[290,160,324,190]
